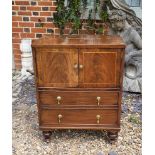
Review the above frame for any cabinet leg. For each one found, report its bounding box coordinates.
[107,131,118,141]
[43,131,51,143]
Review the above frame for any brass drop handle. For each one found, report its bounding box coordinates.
[74,63,78,69]
[79,64,84,69]
[97,96,101,106]
[96,115,101,124]
[57,96,61,105]
[58,114,62,123]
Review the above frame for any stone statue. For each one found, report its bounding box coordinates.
[109,0,141,26]
[108,9,142,92]
[99,0,142,36]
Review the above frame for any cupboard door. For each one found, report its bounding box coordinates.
[79,49,123,88]
[36,48,78,87]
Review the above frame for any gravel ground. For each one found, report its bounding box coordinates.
[12,71,142,155]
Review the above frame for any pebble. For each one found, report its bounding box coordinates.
[97,151,104,155]
[108,151,117,155]
[12,71,142,155]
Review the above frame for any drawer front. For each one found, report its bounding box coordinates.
[40,109,118,126]
[39,91,119,106]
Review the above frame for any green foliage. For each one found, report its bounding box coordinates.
[99,0,108,22]
[67,0,82,34]
[53,0,108,35]
[100,11,108,22]
[96,26,104,34]
[87,9,95,29]
[128,115,141,124]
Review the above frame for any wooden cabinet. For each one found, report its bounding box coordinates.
[32,35,125,142]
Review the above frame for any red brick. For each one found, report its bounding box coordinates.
[20,33,35,38]
[15,64,22,70]
[27,6,41,11]
[40,12,51,16]
[55,29,70,34]
[50,7,56,11]
[12,6,20,10]
[12,28,23,32]
[20,6,27,10]
[38,2,52,6]
[14,57,21,61]
[15,1,29,5]
[43,23,55,28]
[18,11,31,16]
[13,49,21,55]
[13,44,20,49]
[52,1,57,6]
[12,38,21,43]
[15,60,22,66]
[31,28,46,33]
[12,16,22,21]
[12,33,20,38]
[14,54,21,59]
[12,22,18,27]
[30,17,46,22]
[54,28,60,34]
[19,22,34,27]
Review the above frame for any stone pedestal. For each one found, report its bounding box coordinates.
[20,39,33,76]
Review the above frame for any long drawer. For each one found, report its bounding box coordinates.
[40,108,118,126]
[38,90,119,106]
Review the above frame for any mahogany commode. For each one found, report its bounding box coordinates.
[32,35,125,142]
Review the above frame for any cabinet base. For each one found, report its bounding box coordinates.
[107,131,118,141]
[42,131,52,143]
[42,130,119,142]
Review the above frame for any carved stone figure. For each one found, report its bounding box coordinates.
[109,0,141,25]
[108,0,142,36]
[108,9,142,92]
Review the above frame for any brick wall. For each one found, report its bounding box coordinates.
[12,0,57,70]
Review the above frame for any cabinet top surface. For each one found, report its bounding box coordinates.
[32,35,125,48]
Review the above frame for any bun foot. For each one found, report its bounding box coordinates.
[107,131,118,141]
[43,131,51,143]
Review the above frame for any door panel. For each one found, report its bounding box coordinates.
[36,48,78,87]
[79,49,122,88]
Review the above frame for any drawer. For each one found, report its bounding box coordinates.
[39,91,119,106]
[40,108,118,126]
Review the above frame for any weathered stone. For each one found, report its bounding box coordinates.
[123,76,142,93]
[108,9,142,93]
[109,0,142,28]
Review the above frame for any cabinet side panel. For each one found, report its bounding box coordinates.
[32,47,41,126]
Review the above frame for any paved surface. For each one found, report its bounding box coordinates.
[12,71,142,155]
